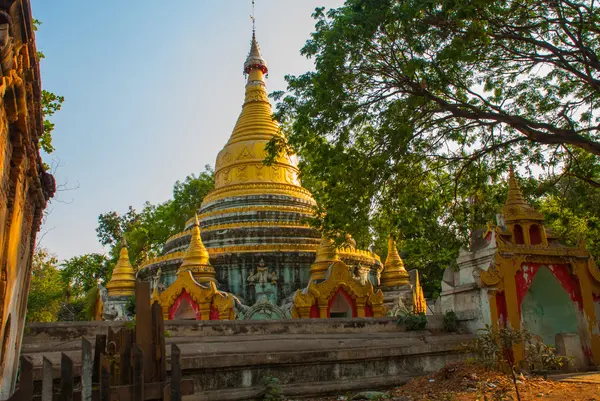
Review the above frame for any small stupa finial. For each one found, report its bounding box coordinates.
[503,166,544,222]
[380,236,409,288]
[106,236,136,297]
[178,213,215,283]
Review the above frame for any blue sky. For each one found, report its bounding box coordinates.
[32,0,345,260]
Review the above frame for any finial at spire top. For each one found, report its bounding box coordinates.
[121,235,128,248]
[244,2,268,76]
[251,0,256,33]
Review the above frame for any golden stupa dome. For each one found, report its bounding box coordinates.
[203,31,314,205]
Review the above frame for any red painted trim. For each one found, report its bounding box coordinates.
[529,225,542,245]
[209,306,220,320]
[168,290,202,320]
[309,304,319,318]
[514,224,524,244]
[496,291,507,327]
[364,305,374,317]
[327,288,357,318]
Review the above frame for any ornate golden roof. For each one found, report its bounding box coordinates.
[503,168,544,222]
[207,31,314,204]
[106,239,136,297]
[381,237,409,288]
[178,215,216,283]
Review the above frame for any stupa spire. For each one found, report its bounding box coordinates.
[380,237,409,288]
[106,236,137,297]
[502,167,543,222]
[505,167,527,209]
[178,214,216,283]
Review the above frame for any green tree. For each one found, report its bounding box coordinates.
[34,18,65,154]
[60,253,110,298]
[40,90,65,154]
[266,0,600,294]
[96,168,214,266]
[26,248,64,322]
[535,151,600,260]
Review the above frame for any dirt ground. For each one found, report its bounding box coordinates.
[303,362,600,400]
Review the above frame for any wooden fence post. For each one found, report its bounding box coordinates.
[152,301,166,382]
[60,353,73,401]
[132,345,145,401]
[99,354,110,401]
[81,338,93,401]
[41,357,53,401]
[170,344,182,401]
[135,281,153,382]
[119,328,133,385]
[10,355,34,401]
[92,334,106,384]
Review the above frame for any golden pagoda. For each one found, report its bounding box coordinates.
[106,238,136,297]
[380,237,409,288]
[136,29,387,319]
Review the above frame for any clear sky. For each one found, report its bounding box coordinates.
[32,0,345,261]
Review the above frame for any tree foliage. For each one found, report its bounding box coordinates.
[26,248,102,322]
[60,253,110,298]
[33,17,65,155]
[40,90,65,154]
[96,167,214,266]
[267,0,600,295]
[27,248,64,322]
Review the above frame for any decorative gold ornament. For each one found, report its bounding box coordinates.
[202,182,315,205]
[195,204,315,223]
[411,270,427,314]
[309,236,339,281]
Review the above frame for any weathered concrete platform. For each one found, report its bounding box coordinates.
[23,318,471,400]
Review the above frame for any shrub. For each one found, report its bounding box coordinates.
[262,376,284,401]
[443,310,459,332]
[397,312,428,331]
[462,325,571,401]
[125,296,136,316]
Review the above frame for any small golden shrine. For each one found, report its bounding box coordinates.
[291,237,386,319]
[157,217,235,320]
[105,239,136,297]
